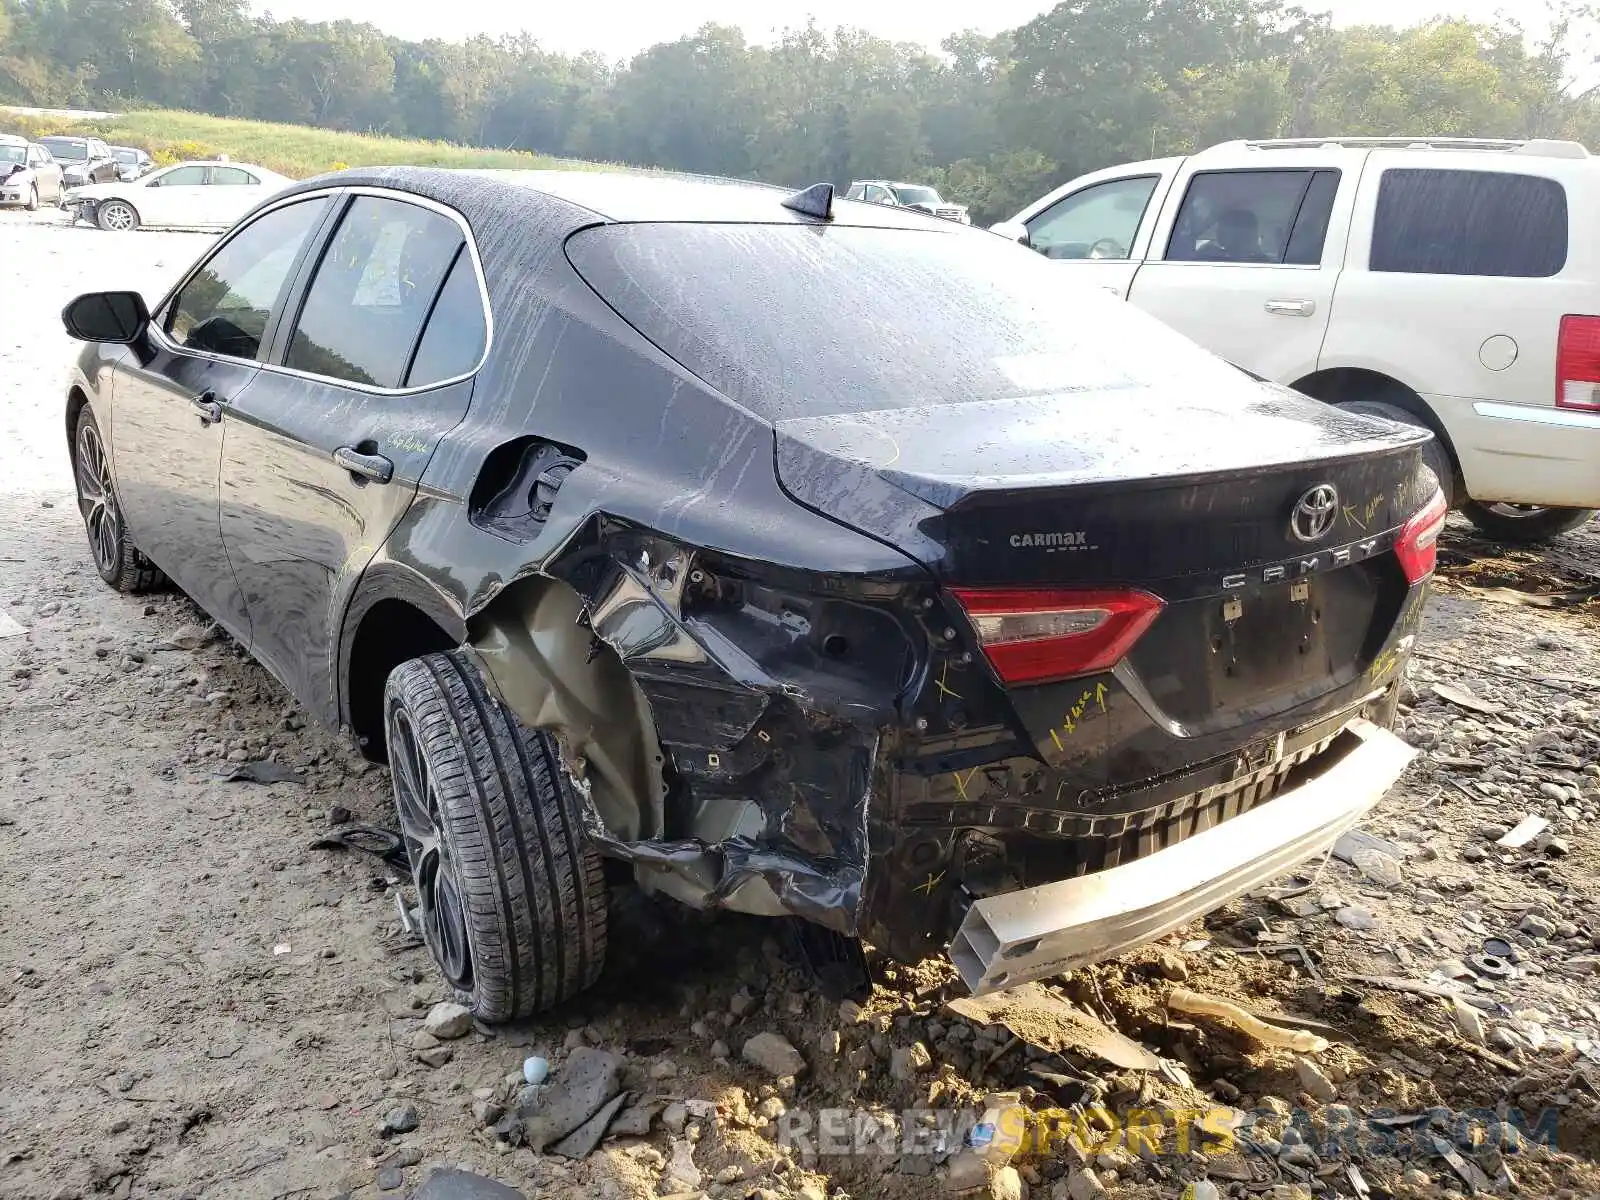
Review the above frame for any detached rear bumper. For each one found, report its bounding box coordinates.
[948,717,1415,996]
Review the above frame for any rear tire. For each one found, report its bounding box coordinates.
[1334,399,1455,509]
[384,651,608,1020]
[97,200,139,231]
[72,407,166,594]
[1459,502,1595,545]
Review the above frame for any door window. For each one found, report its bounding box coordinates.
[1024,176,1158,261]
[1370,169,1567,278]
[209,166,258,185]
[1165,169,1341,265]
[163,198,329,360]
[404,247,489,387]
[153,165,207,187]
[284,196,465,389]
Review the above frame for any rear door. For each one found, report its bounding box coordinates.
[1127,154,1355,381]
[1021,173,1169,299]
[200,165,265,228]
[219,190,485,721]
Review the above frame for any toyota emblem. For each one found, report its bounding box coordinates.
[1290,484,1339,542]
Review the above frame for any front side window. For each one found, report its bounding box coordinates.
[154,166,208,187]
[1025,175,1159,261]
[1166,169,1341,265]
[1370,169,1567,278]
[209,166,258,186]
[164,198,328,360]
[845,183,866,200]
[285,196,465,388]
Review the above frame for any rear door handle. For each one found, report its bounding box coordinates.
[1265,298,1316,317]
[333,446,394,484]
[191,391,222,425]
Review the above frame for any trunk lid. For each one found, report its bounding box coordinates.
[776,383,1432,741]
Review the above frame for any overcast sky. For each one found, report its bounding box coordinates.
[250,0,1531,56]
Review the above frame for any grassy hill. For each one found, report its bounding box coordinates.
[0,108,611,180]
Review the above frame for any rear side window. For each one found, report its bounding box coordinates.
[1370,169,1567,277]
[285,196,464,388]
[1166,169,1341,265]
[404,247,488,387]
[164,198,328,360]
[209,166,258,185]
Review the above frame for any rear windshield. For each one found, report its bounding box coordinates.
[566,222,1238,419]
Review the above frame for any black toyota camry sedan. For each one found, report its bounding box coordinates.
[62,168,1444,1017]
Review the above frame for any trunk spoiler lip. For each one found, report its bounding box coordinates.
[776,402,1432,513]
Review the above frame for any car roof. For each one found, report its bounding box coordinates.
[0,133,27,145]
[309,167,950,229]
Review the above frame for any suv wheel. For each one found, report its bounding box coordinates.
[1333,399,1454,508]
[384,651,609,1020]
[73,407,166,593]
[97,200,139,231]
[1460,502,1595,545]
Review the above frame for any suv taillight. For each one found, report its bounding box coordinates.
[1394,489,1448,584]
[949,588,1165,685]
[1556,315,1600,411]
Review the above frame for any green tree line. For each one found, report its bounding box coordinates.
[2,0,1598,223]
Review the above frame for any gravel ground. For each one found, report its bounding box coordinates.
[2,205,1599,1200]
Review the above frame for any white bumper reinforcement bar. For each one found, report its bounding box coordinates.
[948,718,1415,996]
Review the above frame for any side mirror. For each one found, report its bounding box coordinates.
[62,291,150,344]
[989,221,1030,246]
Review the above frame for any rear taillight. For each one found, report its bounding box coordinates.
[1394,489,1448,584]
[949,588,1165,685]
[1557,314,1600,410]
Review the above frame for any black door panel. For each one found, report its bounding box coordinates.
[220,379,473,720]
[110,350,258,641]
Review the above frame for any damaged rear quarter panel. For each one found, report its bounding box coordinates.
[310,169,937,935]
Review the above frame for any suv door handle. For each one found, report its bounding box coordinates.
[191,391,222,425]
[333,446,394,484]
[1265,298,1316,317]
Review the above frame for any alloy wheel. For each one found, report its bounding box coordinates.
[74,421,119,576]
[100,202,135,231]
[388,704,473,991]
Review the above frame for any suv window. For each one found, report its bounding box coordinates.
[156,165,207,186]
[209,166,257,185]
[405,248,488,387]
[285,196,465,388]
[164,198,328,360]
[1166,169,1341,265]
[1025,176,1158,261]
[1370,169,1568,278]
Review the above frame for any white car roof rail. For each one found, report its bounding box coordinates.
[1203,136,1590,159]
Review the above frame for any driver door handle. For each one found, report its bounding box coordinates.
[191,391,222,425]
[1265,298,1316,317]
[333,446,394,484]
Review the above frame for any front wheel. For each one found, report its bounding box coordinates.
[25,185,38,212]
[1460,502,1596,545]
[97,200,139,231]
[384,651,609,1020]
[73,408,166,593]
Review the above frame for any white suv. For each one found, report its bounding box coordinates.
[993,136,1600,543]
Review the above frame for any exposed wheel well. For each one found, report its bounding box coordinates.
[1291,368,1456,459]
[345,598,459,762]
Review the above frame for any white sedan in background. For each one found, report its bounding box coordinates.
[65,160,294,231]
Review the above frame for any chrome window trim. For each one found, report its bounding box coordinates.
[150,184,496,396]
